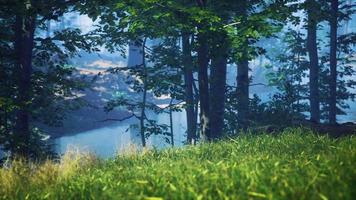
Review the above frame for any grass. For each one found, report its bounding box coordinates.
[0,128,355,200]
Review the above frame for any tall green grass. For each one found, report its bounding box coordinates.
[0,128,355,199]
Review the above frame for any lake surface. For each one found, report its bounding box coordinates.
[54,111,187,158]
[53,96,356,158]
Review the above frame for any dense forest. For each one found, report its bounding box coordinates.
[0,0,355,199]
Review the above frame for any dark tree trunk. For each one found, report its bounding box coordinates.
[182,33,196,144]
[193,80,199,139]
[169,98,174,147]
[236,57,249,130]
[210,33,228,139]
[140,38,147,147]
[329,0,338,124]
[197,30,211,141]
[236,0,250,130]
[14,12,36,157]
[307,0,320,123]
[196,0,211,141]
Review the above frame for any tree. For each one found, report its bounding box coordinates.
[315,0,356,123]
[99,0,186,147]
[227,0,287,130]
[195,0,212,141]
[209,30,228,139]
[182,33,197,144]
[12,0,37,157]
[266,29,309,124]
[328,0,338,124]
[206,1,234,139]
[0,0,98,159]
[305,0,321,123]
[235,0,250,130]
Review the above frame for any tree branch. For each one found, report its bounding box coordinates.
[98,113,137,122]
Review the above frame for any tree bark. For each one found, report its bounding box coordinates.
[329,0,338,124]
[306,0,320,123]
[197,30,211,141]
[140,38,147,147]
[196,0,211,141]
[236,1,250,130]
[210,33,228,139]
[182,33,197,144]
[169,98,174,147]
[237,56,249,130]
[14,10,36,157]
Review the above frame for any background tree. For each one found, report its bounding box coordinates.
[317,0,355,123]
[265,29,309,125]
[99,0,189,146]
[226,0,287,131]
[329,0,339,124]
[304,0,323,123]
[0,0,98,159]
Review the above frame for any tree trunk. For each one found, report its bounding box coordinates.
[236,57,249,130]
[329,0,338,124]
[236,0,250,130]
[210,33,228,139]
[182,33,196,144]
[169,98,174,147]
[195,0,211,142]
[193,80,199,140]
[14,11,36,157]
[140,38,147,147]
[197,30,211,141]
[307,0,320,123]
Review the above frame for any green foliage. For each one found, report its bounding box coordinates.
[319,32,356,120]
[0,128,355,199]
[225,92,305,132]
[265,29,309,122]
[0,128,55,162]
[148,38,185,100]
[0,0,99,159]
[1,0,355,160]
[229,0,287,62]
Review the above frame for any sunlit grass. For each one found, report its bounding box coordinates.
[0,128,355,199]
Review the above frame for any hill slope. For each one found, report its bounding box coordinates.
[0,128,355,200]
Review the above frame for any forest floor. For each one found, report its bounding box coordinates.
[0,128,355,200]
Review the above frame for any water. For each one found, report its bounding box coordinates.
[53,98,355,158]
[54,111,187,158]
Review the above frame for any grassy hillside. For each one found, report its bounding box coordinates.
[0,128,355,200]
